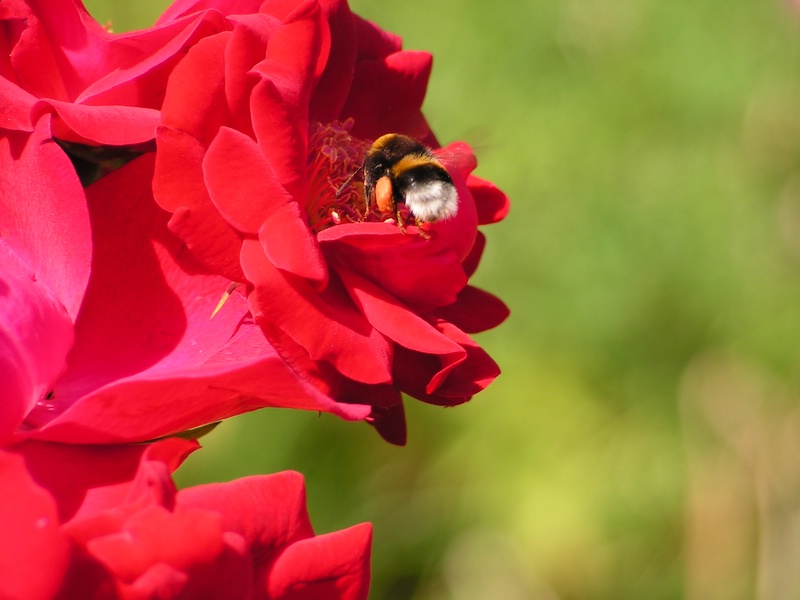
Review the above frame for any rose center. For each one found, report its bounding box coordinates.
[304,120,370,233]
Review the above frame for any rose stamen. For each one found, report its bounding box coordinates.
[305,120,368,233]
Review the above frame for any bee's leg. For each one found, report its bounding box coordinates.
[414,217,431,240]
[361,193,371,221]
[395,207,407,234]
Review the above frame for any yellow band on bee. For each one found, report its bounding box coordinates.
[391,154,442,177]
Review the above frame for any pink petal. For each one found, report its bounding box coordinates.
[0,76,37,130]
[157,0,264,24]
[0,242,74,443]
[77,12,229,108]
[8,0,107,101]
[0,116,91,320]
[23,154,366,443]
[0,450,69,600]
[34,99,160,144]
[35,354,371,443]
[13,0,223,97]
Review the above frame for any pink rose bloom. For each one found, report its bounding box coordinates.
[1,117,372,444]
[1,0,374,444]
[2,0,507,447]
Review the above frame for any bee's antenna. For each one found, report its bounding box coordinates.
[335,166,362,197]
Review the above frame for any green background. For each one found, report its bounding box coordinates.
[83,0,800,598]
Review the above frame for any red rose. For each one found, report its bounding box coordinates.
[153,0,510,444]
[0,438,371,599]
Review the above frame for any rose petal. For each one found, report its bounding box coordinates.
[84,504,252,600]
[221,15,274,138]
[426,142,480,261]
[267,523,372,600]
[394,321,501,405]
[319,224,467,313]
[8,0,107,101]
[0,242,73,443]
[0,116,91,320]
[343,50,432,140]
[15,438,197,524]
[0,451,69,600]
[366,401,406,446]
[154,126,245,282]
[336,266,464,355]
[87,507,226,580]
[157,0,264,24]
[242,239,393,385]
[249,2,329,201]
[434,286,510,334]
[310,0,357,123]
[25,154,365,443]
[33,99,160,144]
[352,14,402,59]
[160,32,231,146]
[176,471,315,561]
[77,11,228,108]
[121,562,188,599]
[461,230,486,277]
[0,76,37,130]
[468,174,510,225]
[204,125,327,283]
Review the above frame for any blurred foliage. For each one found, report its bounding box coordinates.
[84,0,800,598]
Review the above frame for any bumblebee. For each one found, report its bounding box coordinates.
[363,134,459,227]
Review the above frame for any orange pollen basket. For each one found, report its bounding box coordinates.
[374,176,394,213]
